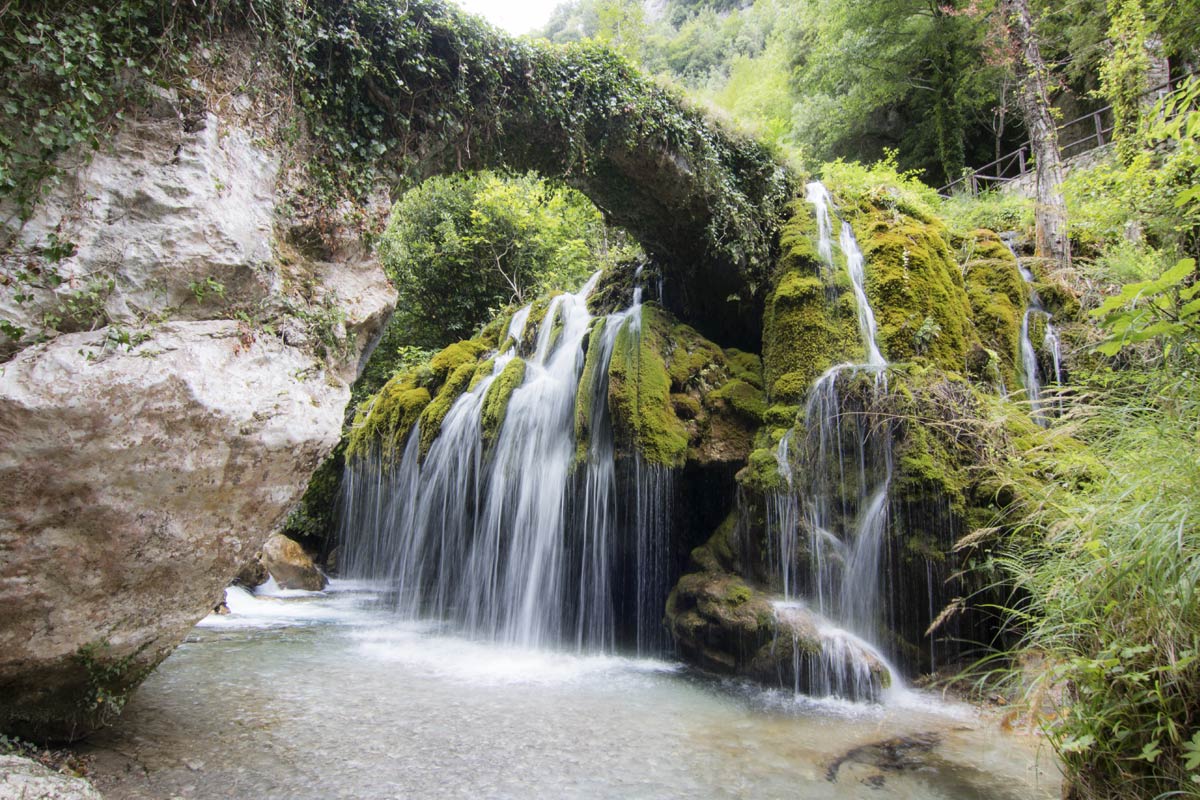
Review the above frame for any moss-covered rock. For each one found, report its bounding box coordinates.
[852,210,977,369]
[519,292,563,355]
[706,378,766,423]
[762,203,863,402]
[665,514,889,696]
[429,339,488,384]
[481,357,526,445]
[346,372,432,458]
[608,309,690,467]
[959,229,1025,388]
[723,348,765,389]
[600,303,761,467]
[419,359,480,456]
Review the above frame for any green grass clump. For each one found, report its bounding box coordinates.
[989,378,1200,798]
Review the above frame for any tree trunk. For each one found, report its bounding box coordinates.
[1001,0,1071,268]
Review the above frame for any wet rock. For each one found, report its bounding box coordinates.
[261,534,327,592]
[825,731,941,782]
[0,755,102,799]
[232,553,268,590]
[665,515,890,699]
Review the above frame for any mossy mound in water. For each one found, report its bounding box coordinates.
[730,362,1041,674]
[665,514,890,696]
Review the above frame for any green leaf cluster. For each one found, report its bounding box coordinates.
[378,171,635,350]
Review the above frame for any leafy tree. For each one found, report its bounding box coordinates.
[377,171,637,351]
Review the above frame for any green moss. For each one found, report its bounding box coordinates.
[481,357,526,445]
[429,339,488,384]
[723,348,764,389]
[706,378,766,422]
[671,393,702,419]
[961,229,1024,388]
[739,444,786,493]
[607,306,689,467]
[346,371,432,458]
[665,321,727,389]
[468,358,496,392]
[763,204,863,402]
[764,403,800,427]
[574,318,608,461]
[521,292,563,352]
[587,259,641,316]
[853,210,977,369]
[418,360,479,456]
[725,583,752,606]
[477,311,510,350]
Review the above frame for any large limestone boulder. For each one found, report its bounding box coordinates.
[0,89,393,739]
[0,755,102,799]
[261,533,327,591]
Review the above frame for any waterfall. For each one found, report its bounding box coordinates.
[1002,233,1062,424]
[338,272,673,655]
[806,182,885,367]
[765,183,900,702]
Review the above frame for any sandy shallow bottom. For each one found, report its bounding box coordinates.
[80,581,1061,800]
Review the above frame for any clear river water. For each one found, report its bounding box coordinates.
[80,581,1061,800]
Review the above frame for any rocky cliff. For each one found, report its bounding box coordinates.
[0,88,393,739]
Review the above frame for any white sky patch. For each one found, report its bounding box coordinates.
[451,0,562,35]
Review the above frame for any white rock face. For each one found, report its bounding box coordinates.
[0,91,394,738]
[1,95,278,350]
[0,755,102,800]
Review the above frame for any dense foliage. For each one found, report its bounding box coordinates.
[538,0,1200,185]
[378,171,637,350]
[972,77,1200,798]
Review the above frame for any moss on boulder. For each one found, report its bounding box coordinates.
[665,514,889,695]
[762,204,863,402]
[429,339,488,384]
[346,372,432,458]
[601,303,761,467]
[608,308,690,467]
[958,229,1025,388]
[852,210,977,369]
[419,359,480,456]
[481,357,526,445]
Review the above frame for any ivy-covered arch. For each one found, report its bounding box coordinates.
[303,0,797,348]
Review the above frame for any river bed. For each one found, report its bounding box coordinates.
[80,581,1060,799]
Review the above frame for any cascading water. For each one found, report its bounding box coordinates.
[338,272,674,655]
[767,183,901,702]
[1002,232,1062,424]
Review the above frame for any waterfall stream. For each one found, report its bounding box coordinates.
[767,183,901,701]
[1001,233,1062,424]
[338,272,672,654]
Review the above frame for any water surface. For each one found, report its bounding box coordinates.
[82,582,1061,799]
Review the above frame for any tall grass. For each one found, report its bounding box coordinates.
[995,377,1200,798]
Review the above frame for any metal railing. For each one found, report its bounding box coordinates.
[938,76,1185,197]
